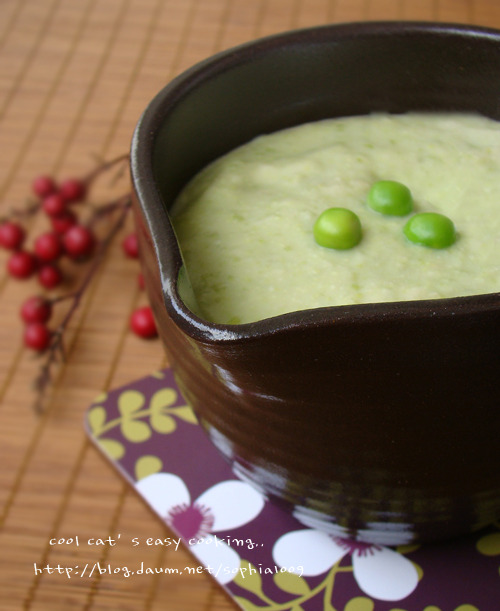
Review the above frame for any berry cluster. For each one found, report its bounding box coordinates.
[2,175,94,292]
[0,157,158,410]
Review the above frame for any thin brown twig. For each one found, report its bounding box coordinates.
[0,154,130,225]
[82,153,130,187]
[0,199,41,223]
[86,192,133,229]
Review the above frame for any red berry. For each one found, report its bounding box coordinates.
[59,178,86,203]
[130,306,157,338]
[62,225,95,259]
[20,296,52,324]
[51,210,77,234]
[42,192,67,217]
[34,232,63,262]
[122,232,139,258]
[32,175,57,199]
[7,250,37,279]
[0,221,25,250]
[24,322,51,351]
[38,263,63,288]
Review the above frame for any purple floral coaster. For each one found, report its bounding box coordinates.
[85,369,500,610]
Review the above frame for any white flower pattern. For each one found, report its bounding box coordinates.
[272,527,419,601]
[136,473,265,584]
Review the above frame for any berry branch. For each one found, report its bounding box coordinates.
[0,155,158,414]
[31,194,131,414]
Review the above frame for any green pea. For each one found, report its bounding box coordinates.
[313,207,362,250]
[403,212,456,249]
[367,180,413,216]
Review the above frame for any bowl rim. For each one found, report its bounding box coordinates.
[131,20,500,344]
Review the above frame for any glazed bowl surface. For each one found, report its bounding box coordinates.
[131,21,500,545]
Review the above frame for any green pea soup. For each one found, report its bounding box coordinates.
[171,113,500,324]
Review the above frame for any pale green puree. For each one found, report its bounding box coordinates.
[171,113,500,324]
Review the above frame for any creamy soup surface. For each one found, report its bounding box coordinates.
[171,113,500,324]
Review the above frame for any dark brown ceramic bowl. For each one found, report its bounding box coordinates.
[130,21,500,545]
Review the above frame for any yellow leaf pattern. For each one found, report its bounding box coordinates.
[476,532,500,556]
[118,390,145,416]
[87,406,107,435]
[149,388,178,412]
[121,418,151,443]
[99,438,125,460]
[88,383,198,460]
[150,413,177,434]
[344,598,375,611]
[135,455,163,481]
[171,406,198,424]
[273,571,311,595]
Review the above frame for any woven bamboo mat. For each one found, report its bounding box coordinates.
[1,1,499,610]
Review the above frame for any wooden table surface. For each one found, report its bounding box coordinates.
[1,1,499,609]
